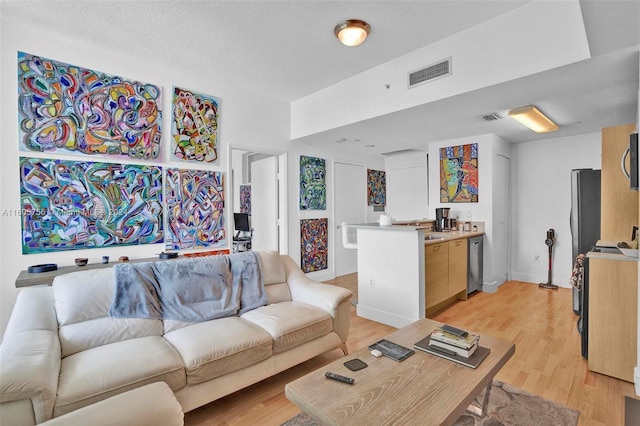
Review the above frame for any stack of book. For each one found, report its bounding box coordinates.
[429,326,480,358]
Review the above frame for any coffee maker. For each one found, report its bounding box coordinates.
[435,207,450,232]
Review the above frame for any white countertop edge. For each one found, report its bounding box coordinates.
[586,251,638,262]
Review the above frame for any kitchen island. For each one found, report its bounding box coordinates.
[344,222,484,328]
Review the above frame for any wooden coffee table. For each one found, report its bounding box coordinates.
[285,318,515,425]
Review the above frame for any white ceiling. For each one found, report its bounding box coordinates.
[3,0,639,154]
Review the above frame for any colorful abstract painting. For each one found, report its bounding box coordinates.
[300,218,328,273]
[20,157,163,254]
[367,169,386,206]
[165,168,225,250]
[17,52,162,160]
[239,184,251,214]
[299,156,326,210]
[440,143,479,203]
[172,87,220,163]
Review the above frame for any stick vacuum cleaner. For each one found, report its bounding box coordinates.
[539,228,558,290]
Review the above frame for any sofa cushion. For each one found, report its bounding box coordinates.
[257,251,286,285]
[257,251,291,304]
[163,317,273,385]
[54,336,185,417]
[241,301,333,353]
[59,317,163,357]
[53,269,115,325]
[53,268,163,355]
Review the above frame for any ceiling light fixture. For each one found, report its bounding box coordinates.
[508,105,559,133]
[334,19,370,47]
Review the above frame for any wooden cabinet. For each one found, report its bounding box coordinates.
[425,242,449,309]
[448,239,467,295]
[588,257,638,382]
[425,238,468,315]
[601,123,638,241]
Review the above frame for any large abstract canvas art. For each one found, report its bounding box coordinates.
[300,218,328,272]
[20,157,163,254]
[239,184,251,214]
[299,155,326,210]
[172,87,220,163]
[17,52,162,160]
[165,168,225,250]
[367,169,386,206]
[440,143,479,203]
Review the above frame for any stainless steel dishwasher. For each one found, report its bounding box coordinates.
[467,236,483,294]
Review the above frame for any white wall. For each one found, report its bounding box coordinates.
[510,132,601,286]
[0,13,384,335]
[426,134,510,288]
[385,152,429,221]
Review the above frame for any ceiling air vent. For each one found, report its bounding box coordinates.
[381,148,423,156]
[481,112,502,121]
[408,57,452,88]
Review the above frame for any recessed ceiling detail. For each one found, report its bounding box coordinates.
[381,148,423,156]
[408,57,452,88]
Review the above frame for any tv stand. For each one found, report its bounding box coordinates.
[232,229,253,252]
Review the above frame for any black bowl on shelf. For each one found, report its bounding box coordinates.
[75,258,88,267]
[159,252,178,259]
[28,263,58,273]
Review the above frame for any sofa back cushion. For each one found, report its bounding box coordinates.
[53,268,163,357]
[257,251,291,304]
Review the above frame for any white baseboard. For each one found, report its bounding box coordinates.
[635,366,640,396]
[481,280,501,293]
[356,304,414,329]
[510,272,571,288]
[510,272,545,283]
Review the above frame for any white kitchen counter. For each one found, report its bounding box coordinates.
[343,221,487,328]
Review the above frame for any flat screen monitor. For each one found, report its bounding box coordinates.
[234,213,251,232]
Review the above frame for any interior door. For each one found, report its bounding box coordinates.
[334,162,366,276]
[251,156,278,251]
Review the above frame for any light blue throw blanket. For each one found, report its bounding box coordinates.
[109,252,267,322]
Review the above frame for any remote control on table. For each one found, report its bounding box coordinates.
[325,372,355,384]
[441,324,468,337]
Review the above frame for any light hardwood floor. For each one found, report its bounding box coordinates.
[185,275,637,426]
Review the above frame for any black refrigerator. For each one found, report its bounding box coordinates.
[570,169,601,315]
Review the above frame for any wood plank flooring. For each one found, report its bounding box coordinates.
[185,275,637,426]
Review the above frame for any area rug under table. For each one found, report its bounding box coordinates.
[282,380,579,426]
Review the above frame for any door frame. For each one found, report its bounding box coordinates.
[332,160,368,277]
[228,144,288,254]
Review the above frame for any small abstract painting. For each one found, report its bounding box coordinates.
[367,169,386,206]
[165,168,226,250]
[172,87,220,163]
[440,143,479,203]
[239,184,251,214]
[17,52,162,160]
[299,155,326,210]
[20,157,163,254]
[300,218,328,272]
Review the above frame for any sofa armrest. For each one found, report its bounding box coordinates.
[283,256,352,314]
[282,256,352,343]
[0,330,61,424]
[1,287,61,424]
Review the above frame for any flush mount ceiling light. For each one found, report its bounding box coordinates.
[334,19,371,47]
[508,105,559,133]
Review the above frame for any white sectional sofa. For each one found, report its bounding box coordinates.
[0,251,352,425]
